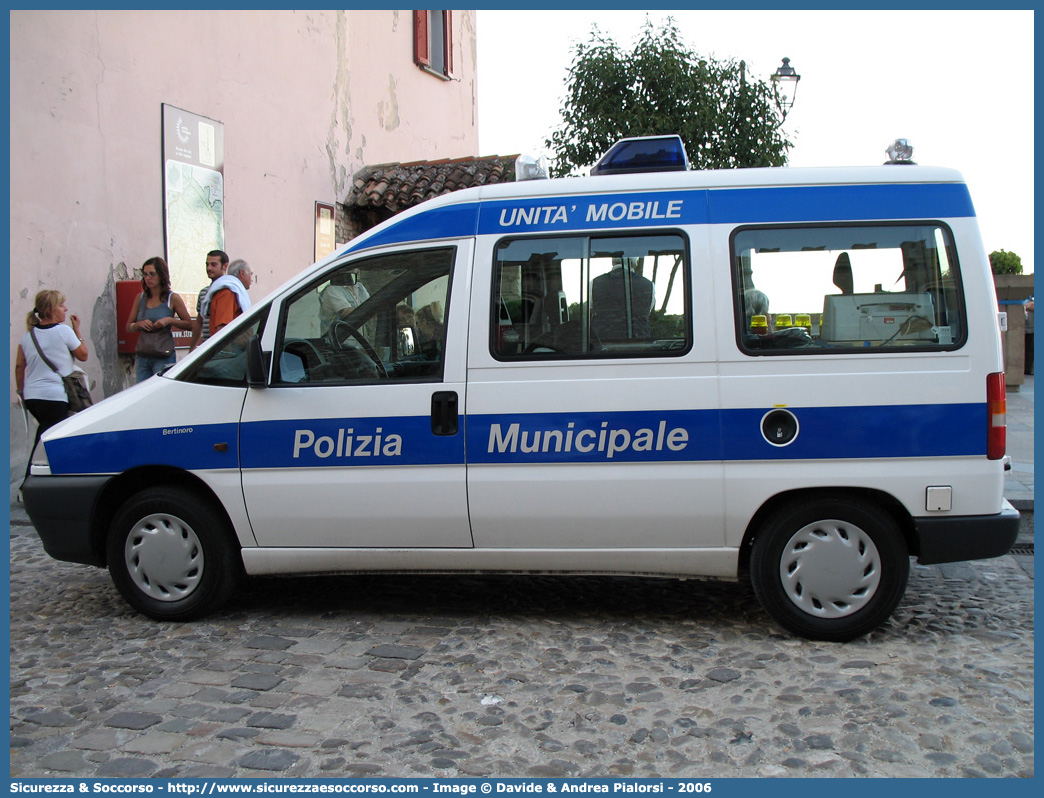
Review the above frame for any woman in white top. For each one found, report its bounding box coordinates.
[14,290,89,480]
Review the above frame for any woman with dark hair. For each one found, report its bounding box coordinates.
[125,256,192,382]
[14,290,89,481]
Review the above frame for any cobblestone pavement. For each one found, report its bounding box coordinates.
[9,522,1033,780]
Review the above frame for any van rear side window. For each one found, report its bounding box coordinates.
[733,223,966,354]
[492,233,690,359]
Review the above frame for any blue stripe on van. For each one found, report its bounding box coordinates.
[718,403,984,461]
[341,182,974,251]
[238,416,465,468]
[708,182,975,225]
[45,422,242,475]
[344,203,480,252]
[467,403,985,465]
[42,416,465,475]
[468,409,719,464]
[42,403,985,475]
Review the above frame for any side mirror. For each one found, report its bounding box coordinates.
[245,334,267,388]
[397,325,416,358]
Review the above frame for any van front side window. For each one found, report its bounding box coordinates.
[180,314,266,387]
[275,247,454,385]
[733,224,966,354]
[492,233,690,359]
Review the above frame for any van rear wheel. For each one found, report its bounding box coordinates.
[750,497,909,641]
[107,486,240,621]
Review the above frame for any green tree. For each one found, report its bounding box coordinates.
[545,18,792,177]
[989,249,1024,275]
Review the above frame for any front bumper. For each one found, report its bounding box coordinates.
[22,474,111,567]
[913,501,1021,565]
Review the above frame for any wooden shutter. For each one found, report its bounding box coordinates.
[415,10,453,77]
[443,10,453,77]
[414,10,431,68]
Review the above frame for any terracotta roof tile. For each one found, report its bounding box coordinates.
[346,155,520,212]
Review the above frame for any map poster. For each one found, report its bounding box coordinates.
[162,104,225,331]
[315,202,338,262]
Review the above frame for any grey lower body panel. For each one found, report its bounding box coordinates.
[913,502,1020,565]
[22,474,109,567]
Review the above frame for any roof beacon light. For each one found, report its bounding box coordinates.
[515,154,549,181]
[590,135,690,177]
[885,139,915,165]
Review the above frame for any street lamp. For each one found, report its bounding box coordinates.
[771,57,801,122]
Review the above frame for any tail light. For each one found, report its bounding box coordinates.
[987,372,1007,460]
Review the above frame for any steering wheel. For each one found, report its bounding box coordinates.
[329,317,388,379]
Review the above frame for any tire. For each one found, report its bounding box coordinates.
[750,497,909,641]
[107,486,241,621]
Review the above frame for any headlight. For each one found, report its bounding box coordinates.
[30,443,50,475]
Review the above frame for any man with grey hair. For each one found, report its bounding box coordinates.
[228,259,253,289]
[202,259,253,334]
[744,288,769,318]
[743,288,770,336]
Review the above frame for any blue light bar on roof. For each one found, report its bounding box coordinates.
[590,135,690,176]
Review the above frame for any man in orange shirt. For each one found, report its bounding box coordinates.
[189,250,228,351]
[202,259,253,334]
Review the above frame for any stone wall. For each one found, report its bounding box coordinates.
[995,274,1034,389]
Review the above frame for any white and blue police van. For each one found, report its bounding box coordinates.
[23,136,1019,641]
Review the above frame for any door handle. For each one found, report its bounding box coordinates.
[431,391,458,436]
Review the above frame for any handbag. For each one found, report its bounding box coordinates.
[28,327,94,414]
[134,294,175,358]
[61,371,93,414]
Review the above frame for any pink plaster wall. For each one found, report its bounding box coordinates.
[9,9,478,400]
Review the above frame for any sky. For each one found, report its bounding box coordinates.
[476,9,1035,273]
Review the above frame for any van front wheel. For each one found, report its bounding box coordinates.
[107,487,240,621]
[750,498,909,641]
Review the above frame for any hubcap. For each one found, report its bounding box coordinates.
[124,512,204,602]
[779,519,881,618]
